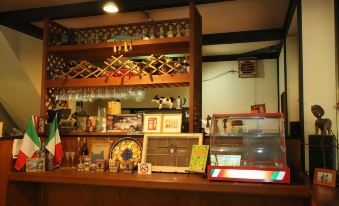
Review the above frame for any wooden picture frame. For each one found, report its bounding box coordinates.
[143,114,162,133]
[313,168,337,188]
[162,114,182,133]
[142,133,203,173]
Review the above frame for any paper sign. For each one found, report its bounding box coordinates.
[138,163,152,175]
[188,145,209,173]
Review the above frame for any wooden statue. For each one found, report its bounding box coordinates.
[311,105,333,135]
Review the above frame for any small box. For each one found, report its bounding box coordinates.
[26,158,45,172]
[88,116,97,132]
[95,159,105,172]
[109,159,120,173]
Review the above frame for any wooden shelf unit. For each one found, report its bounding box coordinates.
[40,3,202,132]
[45,73,190,88]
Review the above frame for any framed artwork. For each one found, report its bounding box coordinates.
[143,114,162,133]
[162,114,182,133]
[142,133,203,173]
[91,142,111,160]
[313,168,337,188]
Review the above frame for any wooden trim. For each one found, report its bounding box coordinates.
[74,18,190,31]
[40,19,49,117]
[189,3,202,132]
[48,36,189,60]
[46,73,191,88]
[202,52,278,62]
[202,29,284,45]
[296,0,305,171]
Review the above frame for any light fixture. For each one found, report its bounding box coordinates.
[103,0,119,13]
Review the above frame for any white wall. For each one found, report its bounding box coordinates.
[0,26,42,130]
[302,0,336,171]
[202,59,278,118]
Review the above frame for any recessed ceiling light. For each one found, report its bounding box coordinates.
[103,0,119,13]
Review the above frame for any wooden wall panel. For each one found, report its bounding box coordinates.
[0,140,14,206]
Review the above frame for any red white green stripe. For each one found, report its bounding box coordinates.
[14,116,41,171]
[45,115,63,166]
[210,168,286,181]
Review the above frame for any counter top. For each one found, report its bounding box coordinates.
[8,169,310,197]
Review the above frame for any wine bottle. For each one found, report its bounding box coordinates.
[76,137,81,164]
[39,141,46,159]
[81,138,89,156]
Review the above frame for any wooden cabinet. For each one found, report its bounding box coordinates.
[40,4,202,133]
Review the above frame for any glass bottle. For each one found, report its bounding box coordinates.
[76,137,82,164]
[81,138,89,156]
[39,141,46,172]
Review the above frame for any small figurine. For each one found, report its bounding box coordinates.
[151,95,175,109]
[311,105,333,135]
[167,24,174,37]
[223,118,228,130]
[206,115,211,128]
[175,96,186,110]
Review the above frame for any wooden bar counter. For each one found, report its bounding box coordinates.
[7,169,311,206]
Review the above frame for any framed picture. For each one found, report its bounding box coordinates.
[313,168,337,187]
[142,133,203,173]
[143,114,162,133]
[162,114,182,133]
[107,114,142,133]
[91,142,111,160]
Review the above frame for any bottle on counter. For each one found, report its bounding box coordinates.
[76,137,81,164]
[39,141,46,172]
[81,138,89,156]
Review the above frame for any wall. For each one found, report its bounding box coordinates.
[0,26,42,130]
[202,59,278,118]
[302,0,336,171]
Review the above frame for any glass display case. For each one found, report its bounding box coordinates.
[208,113,290,183]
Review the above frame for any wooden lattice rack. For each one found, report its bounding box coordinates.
[40,3,202,133]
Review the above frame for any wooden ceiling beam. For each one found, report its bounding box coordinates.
[0,0,233,24]
[202,52,279,62]
[202,29,284,45]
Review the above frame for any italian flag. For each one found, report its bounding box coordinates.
[14,116,41,171]
[45,115,63,166]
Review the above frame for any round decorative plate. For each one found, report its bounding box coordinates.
[110,138,142,166]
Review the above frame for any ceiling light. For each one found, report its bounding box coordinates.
[103,0,119,13]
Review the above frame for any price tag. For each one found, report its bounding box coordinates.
[138,163,152,175]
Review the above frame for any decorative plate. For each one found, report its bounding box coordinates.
[110,138,142,167]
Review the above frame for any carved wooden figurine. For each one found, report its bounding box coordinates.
[311,105,333,135]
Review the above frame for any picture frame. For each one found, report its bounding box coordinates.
[162,114,182,133]
[143,114,162,133]
[142,133,203,173]
[91,142,111,160]
[313,168,337,188]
